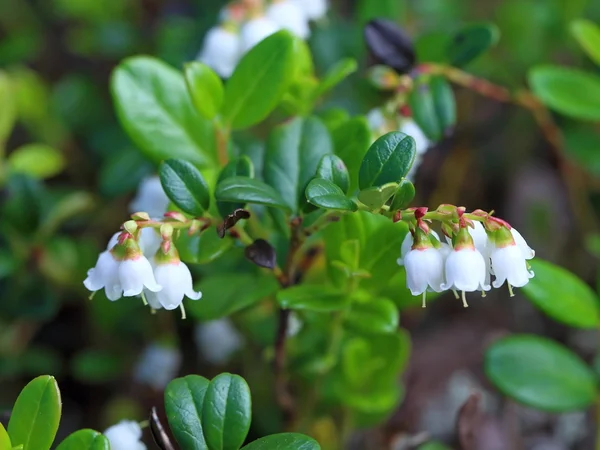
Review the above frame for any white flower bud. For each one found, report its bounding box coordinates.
[103,420,146,450]
[197,26,241,78]
[266,0,310,39]
[129,176,170,218]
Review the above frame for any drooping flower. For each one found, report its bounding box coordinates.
[194,319,243,365]
[266,0,310,39]
[145,241,201,315]
[118,238,162,297]
[103,420,146,450]
[134,343,182,390]
[291,0,327,20]
[511,227,535,259]
[197,25,241,78]
[138,227,161,258]
[441,227,490,307]
[240,16,281,53]
[84,250,122,301]
[129,176,170,218]
[398,229,440,265]
[490,227,534,294]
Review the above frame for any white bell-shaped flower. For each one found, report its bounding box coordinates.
[197,25,241,78]
[240,16,281,53]
[146,261,202,311]
[292,0,328,20]
[129,176,170,218]
[139,227,161,258]
[194,319,243,365]
[404,248,445,294]
[119,257,162,297]
[266,0,310,39]
[511,227,535,259]
[491,244,534,290]
[103,420,146,450]
[398,229,440,265]
[107,232,120,250]
[84,250,122,301]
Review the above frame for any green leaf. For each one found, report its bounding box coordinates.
[215,176,290,211]
[159,159,210,216]
[164,375,211,450]
[111,56,215,166]
[184,62,224,120]
[7,144,65,179]
[529,65,600,121]
[570,19,600,66]
[345,297,398,335]
[0,423,11,450]
[563,125,600,176]
[0,71,16,154]
[277,285,350,311]
[315,58,358,97]
[222,30,296,129]
[216,156,254,218]
[390,179,415,211]
[316,154,350,194]
[241,433,321,450]
[305,178,357,211]
[188,273,278,320]
[357,183,398,210]
[7,375,61,450]
[332,117,371,193]
[522,259,599,328]
[55,430,109,450]
[358,132,416,190]
[485,335,597,412]
[71,349,124,384]
[202,373,252,450]
[417,442,452,450]
[264,116,333,213]
[409,77,441,141]
[430,76,456,134]
[447,23,499,67]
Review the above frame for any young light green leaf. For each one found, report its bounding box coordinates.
[315,58,358,97]
[241,433,321,450]
[305,178,357,211]
[7,375,61,450]
[55,429,109,450]
[529,65,600,121]
[345,297,399,335]
[202,373,252,450]
[570,19,600,66]
[485,335,597,412]
[159,159,210,216]
[222,30,296,129]
[215,176,291,211]
[389,179,415,211]
[522,259,599,328]
[164,375,211,450]
[357,183,398,210]
[0,423,11,450]
[0,71,16,154]
[264,116,333,213]
[447,23,499,67]
[111,56,216,166]
[7,144,65,179]
[184,62,224,120]
[277,285,350,311]
[332,117,371,193]
[359,132,416,190]
[216,156,254,217]
[316,154,350,194]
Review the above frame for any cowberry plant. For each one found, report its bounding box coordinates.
[4,2,600,449]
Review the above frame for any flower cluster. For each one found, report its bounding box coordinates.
[397,208,535,308]
[198,0,328,78]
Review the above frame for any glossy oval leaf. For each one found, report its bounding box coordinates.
[332,117,371,193]
[529,65,600,121]
[216,156,254,218]
[7,375,61,450]
[55,429,109,450]
[7,144,65,179]
[358,132,416,190]
[430,76,456,134]
[316,154,350,194]
[408,78,441,141]
[277,285,350,312]
[345,298,399,335]
[485,334,597,412]
[522,259,599,328]
[159,159,210,216]
[202,373,252,450]
[390,179,415,211]
[241,433,321,450]
[305,178,357,211]
[215,176,290,211]
[164,375,211,450]
[222,30,296,129]
[111,56,215,166]
[0,423,10,450]
[264,116,333,213]
[184,62,224,120]
[570,19,600,66]
[447,23,499,67]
